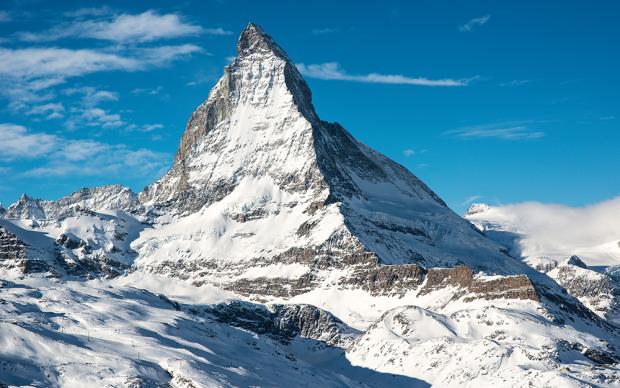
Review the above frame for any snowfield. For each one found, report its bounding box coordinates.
[2,270,620,387]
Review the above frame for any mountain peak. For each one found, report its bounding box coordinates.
[237,22,288,59]
[466,203,490,216]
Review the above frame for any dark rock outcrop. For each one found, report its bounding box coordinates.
[341,264,540,302]
[0,226,29,272]
[207,301,354,346]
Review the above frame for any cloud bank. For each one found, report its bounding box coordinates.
[467,198,620,266]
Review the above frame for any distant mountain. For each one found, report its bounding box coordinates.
[1,24,619,387]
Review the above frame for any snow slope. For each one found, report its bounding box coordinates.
[2,271,619,387]
[0,271,423,387]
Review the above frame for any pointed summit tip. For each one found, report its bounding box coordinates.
[237,22,288,59]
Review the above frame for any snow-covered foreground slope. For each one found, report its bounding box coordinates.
[0,271,424,387]
[1,271,619,387]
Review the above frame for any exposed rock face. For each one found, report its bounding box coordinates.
[566,255,588,269]
[207,301,354,347]
[548,260,620,323]
[0,226,29,272]
[341,263,539,302]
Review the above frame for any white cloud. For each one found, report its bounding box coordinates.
[0,123,169,178]
[62,87,124,130]
[459,15,491,32]
[60,86,164,133]
[0,123,58,160]
[17,10,208,43]
[63,86,118,104]
[81,108,124,128]
[0,47,140,80]
[445,122,545,140]
[141,124,164,132]
[467,198,620,266]
[296,62,471,86]
[0,44,201,111]
[137,44,204,63]
[26,102,65,119]
[402,149,416,157]
[0,45,202,82]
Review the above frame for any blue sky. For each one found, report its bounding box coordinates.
[0,0,618,214]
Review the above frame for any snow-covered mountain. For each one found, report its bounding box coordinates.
[1,23,620,387]
[134,22,530,296]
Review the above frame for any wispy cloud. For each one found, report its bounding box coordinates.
[203,27,233,36]
[25,145,167,178]
[459,15,491,32]
[132,86,161,96]
[402,149,416,157]
[499,79,531,87]
[26,103,65,120]
[445,122,545,141]
[64,7,115,18]
[296,62,472,87]
[0,123,169,178]
[64,86,118,105]
[312,28,336,35]
[0,11,10,22]
[61,86,163,133]
[0,123,58,160]
[0,44,201,111]
[462,195,483,206]
[16,10,215,43]
[141,124,164,132]
[0,47,140,80]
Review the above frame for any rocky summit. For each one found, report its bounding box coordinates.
[1,23,620,387]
